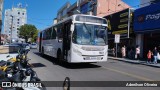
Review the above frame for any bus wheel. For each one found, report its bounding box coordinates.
[42,47,45,56]
[57,50,63,63]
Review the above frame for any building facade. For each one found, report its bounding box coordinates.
[4,4,27,42]
[57,2,71,22]
[57,0,130,22]
[0,34,7,44]
[0,0,3,44]
[134,0,160,58]
[140,0,160,7]
[96,0,130,17]
[134,1,160,58]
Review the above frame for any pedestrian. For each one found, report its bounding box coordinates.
[121,45,126,58]
[152,47,158,64]
[135,45,140,60]
[112,48,115,57]
[147,50,152,64]
[130,48,135,59]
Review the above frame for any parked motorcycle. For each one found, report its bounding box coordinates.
[0,49,46,90]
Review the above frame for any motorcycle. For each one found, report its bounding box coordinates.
[0,49,46,90]
[0,48,71,90]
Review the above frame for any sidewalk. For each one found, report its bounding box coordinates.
[108,56,160,68]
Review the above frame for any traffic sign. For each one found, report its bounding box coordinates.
[115,34,120,43]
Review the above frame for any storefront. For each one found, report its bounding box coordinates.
[104,8,135,57]
[134,2,160,58]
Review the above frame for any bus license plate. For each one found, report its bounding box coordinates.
[90,57,97,60]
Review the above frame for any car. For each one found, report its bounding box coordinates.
[30,43,37,49]
[23,43,30,50]
[10,43,30,50]
[0,45,20,61]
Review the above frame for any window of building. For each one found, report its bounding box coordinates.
[18,12,20,14]
[22,13,24,15]
[17,22,19,24]
[17,19,20,21]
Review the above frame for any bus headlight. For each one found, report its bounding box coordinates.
[73,48,82,56]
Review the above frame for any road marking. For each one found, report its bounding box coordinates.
[101,66,154,81]
[110,60,160,73]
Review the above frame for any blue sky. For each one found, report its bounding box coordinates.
[2,0,140,32]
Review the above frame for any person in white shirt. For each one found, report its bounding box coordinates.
[121,45,126,58]
[135,45,140,60]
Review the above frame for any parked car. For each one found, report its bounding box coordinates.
[0,45,20,61]
[10,43,30,50]
[30,43,37,49]
[23,43,30,50]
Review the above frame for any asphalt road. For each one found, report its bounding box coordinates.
[28,49,160,90]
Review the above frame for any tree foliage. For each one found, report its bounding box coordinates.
[31,29,39,43]
[18,24,38,42]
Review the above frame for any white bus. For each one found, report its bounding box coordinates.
[37,14,108,63]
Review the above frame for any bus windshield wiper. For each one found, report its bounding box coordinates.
[83,23,93,44]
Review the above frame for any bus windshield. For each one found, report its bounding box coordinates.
[72,23,107,46]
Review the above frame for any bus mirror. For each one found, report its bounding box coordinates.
[71,24,74,31]
[58,39,62,43]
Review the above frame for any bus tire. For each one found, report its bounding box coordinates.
[42,47,45,56]
[57,50,63,63]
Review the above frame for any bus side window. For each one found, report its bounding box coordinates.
[46,30,49,40]
[51,27,56,39]
[57,27,63,40]
[43,31,47,40]
[48,28,52,40]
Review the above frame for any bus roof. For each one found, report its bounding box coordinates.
[40,14,107,32]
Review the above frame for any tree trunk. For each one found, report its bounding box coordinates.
[25,36,28,43]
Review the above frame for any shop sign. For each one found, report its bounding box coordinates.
[134,2,160,33]
[104,8,133,39]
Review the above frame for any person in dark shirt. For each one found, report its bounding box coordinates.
[152,47,158,64]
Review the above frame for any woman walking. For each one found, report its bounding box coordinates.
[147,50,152,64]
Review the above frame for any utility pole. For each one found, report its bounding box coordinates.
[10,15,13,43]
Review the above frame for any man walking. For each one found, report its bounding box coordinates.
[153,47,158,64]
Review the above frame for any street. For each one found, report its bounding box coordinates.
[27,49,160,90]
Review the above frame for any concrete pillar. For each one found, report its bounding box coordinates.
[136,34,144,58]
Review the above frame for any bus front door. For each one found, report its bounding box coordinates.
[63,22,71,60]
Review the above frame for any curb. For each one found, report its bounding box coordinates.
[108,57,160,68]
